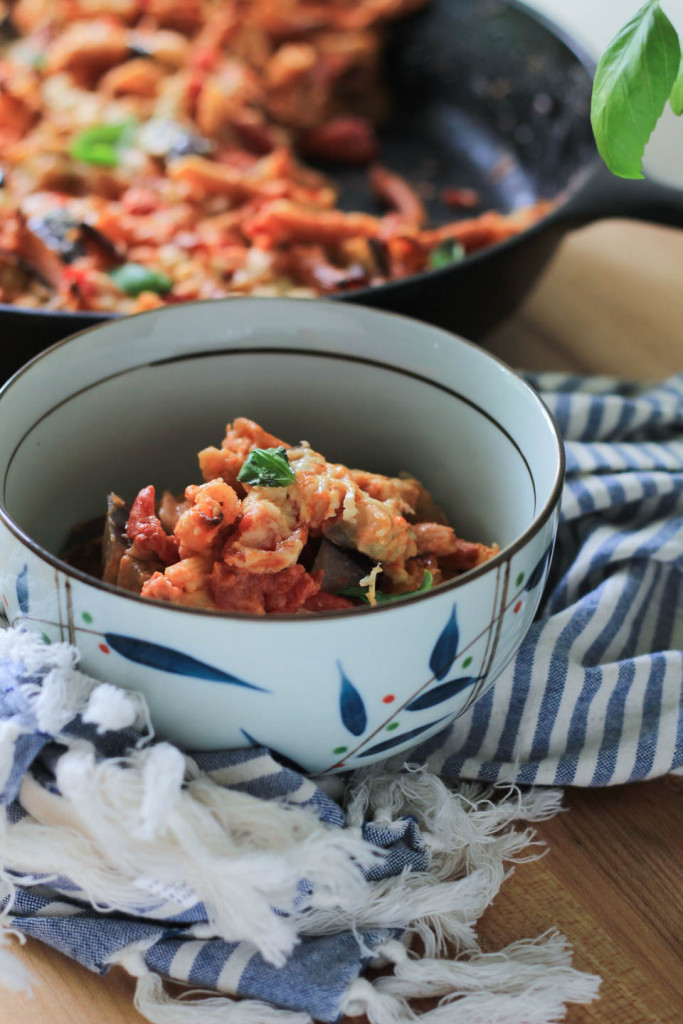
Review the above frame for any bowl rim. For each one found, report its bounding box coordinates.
[0,297,565,622]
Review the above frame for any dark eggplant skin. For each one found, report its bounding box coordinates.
[26,211,86,264]
[102,493,129,583]
[312,538,374,593]
[80,221,122,263]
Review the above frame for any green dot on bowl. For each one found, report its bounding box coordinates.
[333,746,348,755]
[81,611,93,624]
[41,633,51,644]
[516,572,525,587]
[462,656,472,669]
[386,722,399,731]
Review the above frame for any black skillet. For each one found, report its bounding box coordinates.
[2,0,683,374]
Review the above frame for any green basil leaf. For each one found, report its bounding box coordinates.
[428,241,466,270]
[339,569,433,606]
[591,0,680,179]
[109,262,173,297]
[237,446,296,487]
[670,54,683,115]
[69,121,137,168]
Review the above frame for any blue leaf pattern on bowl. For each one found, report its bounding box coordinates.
[338,662,367,736]
[104,634,269,690]
[429,606,459,680]
[16,565,29,615]
[357,715,452,758]
[405,676,479,711]
[525,544,552,592]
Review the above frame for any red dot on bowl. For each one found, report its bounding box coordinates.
[514,600,523,614]
[2,595,7,606]
[382,694,395,704]
[98,643,110,654]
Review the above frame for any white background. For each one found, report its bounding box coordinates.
[527,0,683,185]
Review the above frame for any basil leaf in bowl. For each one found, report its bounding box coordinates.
[338,569,434,606]
[237,447,296,487]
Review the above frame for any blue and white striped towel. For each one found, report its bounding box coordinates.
[423,373,683,787]
[0,373,681,1024]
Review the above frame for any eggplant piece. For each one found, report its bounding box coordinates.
[312,538,374,593]
[102,492,164,593]
[80,221,122,266]
[102,492,129,583]
[26,210,85,261]
[19,210,85,287]
[116,550,164,593]
[17,208,122,286]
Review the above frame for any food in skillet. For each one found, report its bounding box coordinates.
[65,418,498,614]
[0,0,549,313]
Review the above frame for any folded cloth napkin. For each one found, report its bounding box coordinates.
[0,372,681,1024]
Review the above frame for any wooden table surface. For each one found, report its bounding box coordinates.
[4,218,683,1024]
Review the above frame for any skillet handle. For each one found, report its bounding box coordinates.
[557,161,683,230]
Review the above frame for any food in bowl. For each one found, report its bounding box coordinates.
[0,0,549,313]
[64,417,498,614]
[0,299,562,771]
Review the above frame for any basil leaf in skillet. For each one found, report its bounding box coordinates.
[591,0,681,179]
[428,241,465,270]
[237,446,296,487]
[109,262,173,296]
[338,569,433,606]
[69,120,137,168]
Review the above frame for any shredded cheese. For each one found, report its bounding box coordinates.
[359,564,383,607]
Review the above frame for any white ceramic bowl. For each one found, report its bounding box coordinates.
[0,299,563,773]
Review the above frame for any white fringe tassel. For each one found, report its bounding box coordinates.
[342,932,600,1023]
